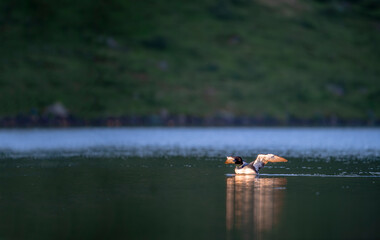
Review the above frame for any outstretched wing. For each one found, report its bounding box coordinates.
[252,154,288,173]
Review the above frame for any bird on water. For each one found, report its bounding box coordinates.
[225,154,288,174]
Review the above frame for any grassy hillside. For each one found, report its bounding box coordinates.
[0,0,379,124]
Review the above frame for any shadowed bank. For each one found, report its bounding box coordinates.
[1,0,380,126]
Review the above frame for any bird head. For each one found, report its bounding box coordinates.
[225,156,244,165]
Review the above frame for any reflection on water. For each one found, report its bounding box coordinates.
[226,176,287,240]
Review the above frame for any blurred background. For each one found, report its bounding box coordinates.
[0,0,379,127]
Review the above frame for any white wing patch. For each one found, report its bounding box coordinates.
[253,154,288,173]
[253,159,266,173]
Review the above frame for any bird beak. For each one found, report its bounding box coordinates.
[277,157,288,162]
[225,156,235,164]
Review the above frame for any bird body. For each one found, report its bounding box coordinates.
[235,163,257,174]
[225,154,288,174]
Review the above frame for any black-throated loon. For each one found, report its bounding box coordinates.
[225,154,288,174]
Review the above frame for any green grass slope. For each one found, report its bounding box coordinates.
[0,0,379,124]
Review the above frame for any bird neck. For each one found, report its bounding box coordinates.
[236,161,248,169]
[236,161,258,173]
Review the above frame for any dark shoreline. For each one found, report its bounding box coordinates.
[1,114,378,128]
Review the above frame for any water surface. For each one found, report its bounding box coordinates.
[0,128,379,239]
[1,127,379,158]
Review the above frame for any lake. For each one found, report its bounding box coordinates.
[0,127,379,239]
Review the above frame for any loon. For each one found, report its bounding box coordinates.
[225,154,288,174]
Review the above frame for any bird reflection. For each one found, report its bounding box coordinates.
[226,175,287,240]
